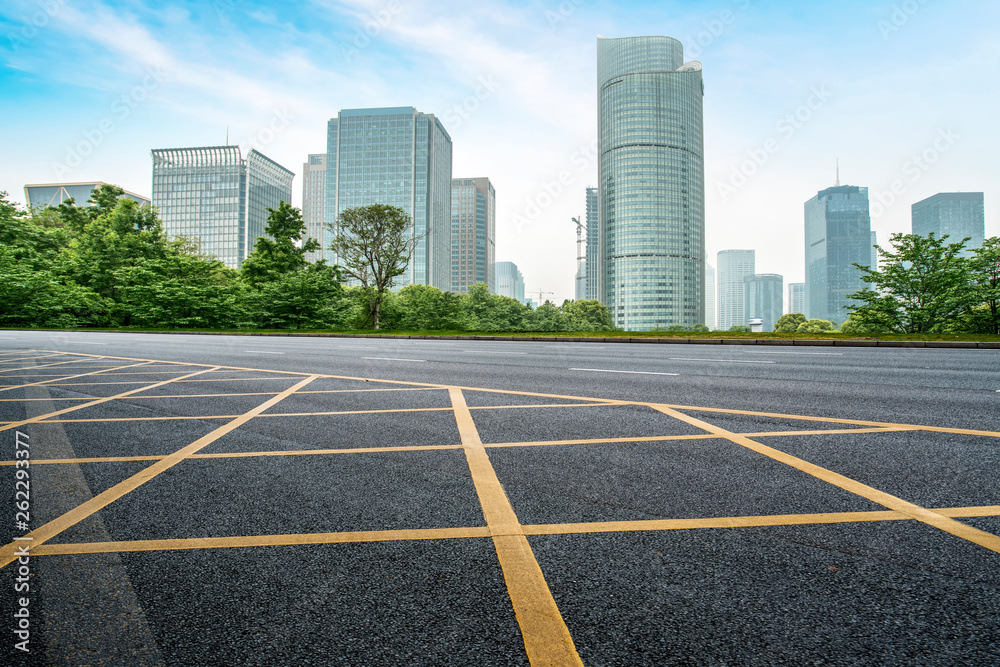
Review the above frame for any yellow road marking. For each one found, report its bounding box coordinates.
[0,360,153,394]
[450,387,583,667]
[17,505,1000,558]
[0,352,68,364]
[0,366,220,433]
[653,405,1000,555]
[29,527,492,556]
[0,357,107,374]
[0,375,318,569]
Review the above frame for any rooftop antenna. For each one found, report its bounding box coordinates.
[835,158,841,187]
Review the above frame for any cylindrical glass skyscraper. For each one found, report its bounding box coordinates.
[597,36,705,330]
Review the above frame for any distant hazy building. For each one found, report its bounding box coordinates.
[598,35,705,330]
[496,261,525,303]
[912,192,985,256]
[804,185,871,325]
[705,263,716,330]
[717,250,755,330]
[585,186,600,301]
[25,182,150,209]
[326,106,452,290]
[787,282,805,315]
[745,274,783,332]
[151,145,294,268]
[301,154,327,263]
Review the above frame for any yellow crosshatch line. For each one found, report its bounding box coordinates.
[20,505,1000,558]
[2,349,1000,667]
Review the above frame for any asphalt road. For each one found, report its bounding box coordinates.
[1,330,998,666]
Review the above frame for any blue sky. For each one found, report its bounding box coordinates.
[2,0,998,304]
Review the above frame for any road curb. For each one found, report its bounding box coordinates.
[10,329,1000,349]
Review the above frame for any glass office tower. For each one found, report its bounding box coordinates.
[597,35,705,330]
[716,249,755,330]
[326,107,452,290]
[496,261,525,303]
[151,146,293,268]
[451,177,496,293]
[787,282,805,315]
[745,273,784,332]
[912,192,985,257]
[301,154,327,263]
[24,182,150,209]
[584,186,600,301]
[804,185,871,324]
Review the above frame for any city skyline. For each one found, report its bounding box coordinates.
[2,1,999,304]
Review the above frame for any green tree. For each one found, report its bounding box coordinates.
[688,323,710,332]
[728,325,751,332]
[665,324,687,332]
[524,301,569,331]
[847,232,972,333]
[966,237,1000,334]
[330,204,415,329]
[796,319,834,333]
[774,313,806,333]
[241,201,320,284]
[395,284,469,331]
[464,283,529,331]
[561,299,614,331]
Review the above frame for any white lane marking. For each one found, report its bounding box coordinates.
[363,357,426,363]
[245,351,285,355]
[465,351,528,355]
[570,368,679,376]
[669,357,775,364]
[744,350,843,356]
[76,342,108,345]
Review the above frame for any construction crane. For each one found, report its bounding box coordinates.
[529,289,554,306]
[573,216,586,300]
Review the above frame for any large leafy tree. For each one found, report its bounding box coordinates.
[330,204,415,329]
[966,237,1000,334]
[395,284,469,331]
[561,299,614,331]
[241,201,320,284]
[464,283,529,331]
[774,313,806,333]
[847,232,972,333]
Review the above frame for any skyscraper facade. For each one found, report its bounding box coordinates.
[585,186,600,301]
[151,145,293,268]
[496,261,525,303]
[717,249,755,330]
[705,263,716,330]
[301,154,327,263]
[597,35,705,330]
[745,273,783,332]
[787,282,805,315]
[804,185,872,324]
[911,192,985,256]
[24,182,150,209]
[451,177,496,293]
[325,107,452,290]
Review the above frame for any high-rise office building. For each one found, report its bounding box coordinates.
[301,154,327,263]
[787,282,805,315]
[912,192,985,256]
[585,186,600,301]
[451,177,495,294]
[870,230,878,271]
[326,106,452,290]
[24,182,150,209]
[496,261,525,303]
[597,36,705,330]
[717,249,755,330]
[151,145,294,268]
[804,185,872,324]
[745,273,783,332]
[705,263,716,330]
